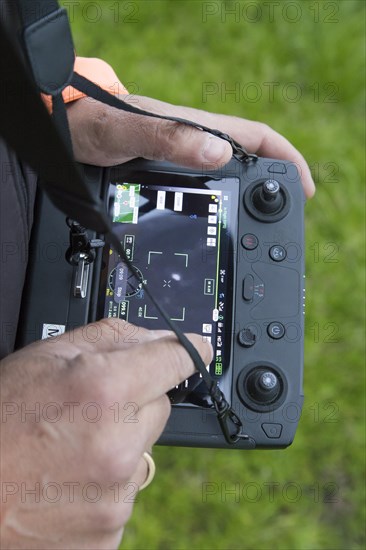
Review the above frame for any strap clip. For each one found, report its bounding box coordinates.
[65,219,104,266]
[212,384,249,444]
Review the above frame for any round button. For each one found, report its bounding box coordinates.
[267,322,285,340]
[269,245,286,262]
[238,328,256,348]
[241,233,258,250]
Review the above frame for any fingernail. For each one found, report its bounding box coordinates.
[202,136,228,162]
[308,177,316,197]
[202,337,214,364]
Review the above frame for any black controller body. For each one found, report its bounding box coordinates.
[17,157,305,450]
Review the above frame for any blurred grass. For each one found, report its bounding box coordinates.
[64,0,365,548]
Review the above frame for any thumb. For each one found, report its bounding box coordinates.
[142,118,233,168]
[69,94,233,168]
[118,94,233,168]
[116,106,233,168]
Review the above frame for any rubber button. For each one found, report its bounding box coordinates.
[241,233,258,250]
[267,322,285,339]
[268,162,287,175]
[238,328,256,348]
[243,274,254,302]
[269,245,286,262]
[262,423,283,438]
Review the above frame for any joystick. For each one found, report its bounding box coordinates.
[237,364,287,412]
[253,180,283,214]
[246,369,281,404]
[244,178,290,222]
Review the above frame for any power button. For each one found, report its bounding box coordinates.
[267,322,285,340]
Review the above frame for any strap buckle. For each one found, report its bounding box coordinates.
[214,398,249,444]
[212,384,249,444]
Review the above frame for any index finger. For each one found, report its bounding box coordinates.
[105,333,213,407]
[125,97,316,198]
[26,318,173,360]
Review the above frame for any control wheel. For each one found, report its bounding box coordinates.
[237,362,287,412]
[244,179,290,222]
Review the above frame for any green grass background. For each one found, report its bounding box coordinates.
[64,1,365,548]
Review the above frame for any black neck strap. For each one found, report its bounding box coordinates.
[17,0,75,96]
[16,0,59,26]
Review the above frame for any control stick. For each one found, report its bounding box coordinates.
[246,368,281,404]
[252,179,283,214]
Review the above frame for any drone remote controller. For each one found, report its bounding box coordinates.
[17,156,305,449]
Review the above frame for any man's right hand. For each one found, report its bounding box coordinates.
[0,319,212,549]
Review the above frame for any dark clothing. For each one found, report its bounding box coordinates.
[0,0,38,359]
[0,139,37,359]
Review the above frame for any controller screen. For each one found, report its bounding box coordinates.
[99,172,239,407]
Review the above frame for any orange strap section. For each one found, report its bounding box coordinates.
[42,57,128,111]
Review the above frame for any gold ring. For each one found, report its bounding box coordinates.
[139,451,156,491]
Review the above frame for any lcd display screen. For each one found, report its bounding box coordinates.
[98,171,239,406]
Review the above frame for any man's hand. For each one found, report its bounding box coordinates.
[0,320,212,549]
[67,94,315,198]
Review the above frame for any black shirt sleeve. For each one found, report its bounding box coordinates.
[0,139,37,359]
